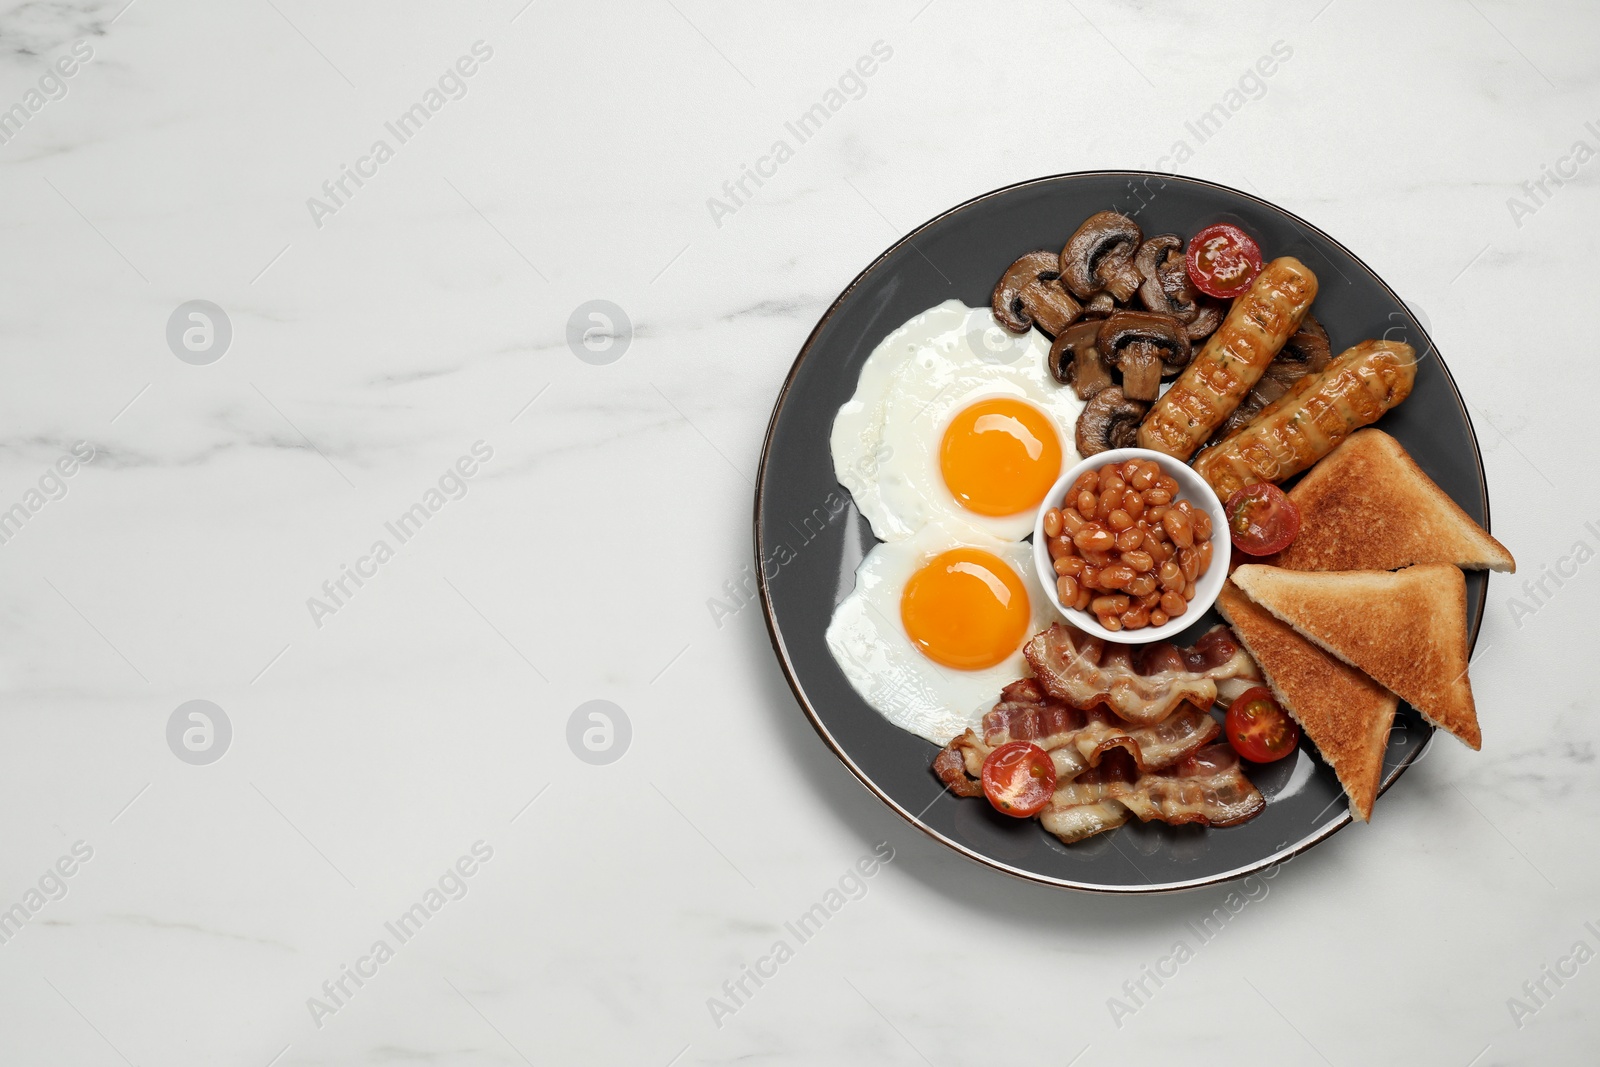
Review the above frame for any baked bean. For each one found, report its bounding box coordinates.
[1178,546,1199,582]
[1163,508,1194,548]
[1054,458,1214,632]
[1092,594,1131,616]
[1100,564,1136,589]
[1074,526,1115,553]
[1122,549,1153,573]
[1043,507,1063,538]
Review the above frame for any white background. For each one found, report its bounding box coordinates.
[0,1,1592,1064]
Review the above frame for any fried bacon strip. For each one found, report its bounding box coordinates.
[1040,744,1266,844]
[932,678,1220,797]
[1024,622,1260,727]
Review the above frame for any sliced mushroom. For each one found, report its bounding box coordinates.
[1134,235,1226,342]
[1049,320,1114,400]
[1211,315,1332,439]
[992,251,1082,335]
[1097,311,1192,401]
[1184,298,1226,341]
[1281,313,1332,370]
[1082,292,1117,319]
[1135,234,1195,319]
[1076,387,1150,457]
[1061,212,1143,303]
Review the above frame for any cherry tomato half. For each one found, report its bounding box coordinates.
[1225,687,1300,763]
[1225,482,1301,556]
[1186,223,1264,298]
[981,741,1057,817]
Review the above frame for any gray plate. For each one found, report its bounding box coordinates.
[754,172,1490,893]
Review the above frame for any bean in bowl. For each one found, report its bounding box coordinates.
[1042,458,1214,632]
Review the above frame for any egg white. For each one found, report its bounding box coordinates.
[825,521,1054,746]
[830,300,1086,543]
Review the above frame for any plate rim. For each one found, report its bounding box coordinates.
[752,169,1491,894]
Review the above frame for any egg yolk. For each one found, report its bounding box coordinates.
[939,397,1062,516]
[900,548,1031,670]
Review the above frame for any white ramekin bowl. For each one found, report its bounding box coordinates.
[1033,447,1230,644]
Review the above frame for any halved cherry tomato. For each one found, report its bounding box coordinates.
[1225,482,1301,556]
[981,741,1057,817]
[1186,223,1264,298]
[1225,687,1300,763]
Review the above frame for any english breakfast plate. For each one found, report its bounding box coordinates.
[755,172,1494,892]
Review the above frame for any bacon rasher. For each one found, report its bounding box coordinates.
[930,624,1269,844]
[1040,744,1265,844]
[1024,622,1260,727]
[932,678,1220,796]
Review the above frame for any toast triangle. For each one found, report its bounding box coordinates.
[1265,430,1514,573]
[1216,583,1397,820]
[1231,563,1481,750]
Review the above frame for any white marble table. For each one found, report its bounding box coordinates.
[0,0,1593,1063]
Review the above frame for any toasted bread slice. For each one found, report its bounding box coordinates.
[1231,563,1481,750]
[1216,583,1397,821]
[1265,430,1514,573]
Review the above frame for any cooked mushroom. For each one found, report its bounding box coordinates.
[1049,320,1114,400]
[1212,315,1333,439]
[1061,212,1143,303]
[1082,292,1116,319]
[1133,235,1226,342]
[992,251,1082,335]
[1184,299,1226,341]
[1135,234,1194,318]
[1076,387,1149,457]
[1097,311,1192,401]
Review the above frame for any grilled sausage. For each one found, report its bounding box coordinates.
[1136,257,1318,460]
[1193,339,1417,499]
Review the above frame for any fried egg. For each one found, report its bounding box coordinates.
[826,521,1054,745]
[831,300,1086,543]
